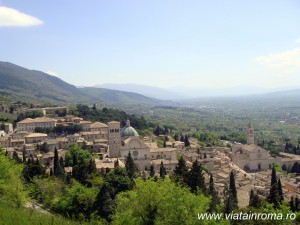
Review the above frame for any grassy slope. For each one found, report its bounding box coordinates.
[0,202,91,225]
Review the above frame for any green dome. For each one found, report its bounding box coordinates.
[121,120,139,137]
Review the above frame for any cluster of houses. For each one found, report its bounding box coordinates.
[1,107,300,207]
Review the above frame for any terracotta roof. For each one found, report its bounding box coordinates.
[17,117,57,124]
[26,133,47,138]
[90,122,108,128]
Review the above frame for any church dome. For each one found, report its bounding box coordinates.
[121,119,139,137]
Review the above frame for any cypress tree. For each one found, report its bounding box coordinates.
[249,189,261,208]
[290,196,295,212]
[173,156,188,183]
[125,151,138,179]
[278,178,284,203]
[22,145,26,163]
[50,168,53,176]
[186,160,206,194]
[229,171,238,203]
[150,164,155,177]
[180,134,185,142]
[53,147,62,177]
[12,151,22,163]
[93,183,115,221]
[184,134,190,147]
[268,166,280,208]
[59,156,64,168]
[208,174,220,212]
[159,161,166,178]
[296,196,299,211]
[72,153,78,167]
[225,171,238,213]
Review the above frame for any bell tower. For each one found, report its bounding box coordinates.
[247,122,254,145]
[108,121,122,157]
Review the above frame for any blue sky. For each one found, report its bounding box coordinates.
[0,0,300,89]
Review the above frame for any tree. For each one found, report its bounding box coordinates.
[53,147,63,177]
[208,174,220,213]
[296,196,299,211]
[173,156,188,184]
[125,151,138,179]
[0,152,27,207]
[278,178,284,203]
[174,133,179,141]
[111,178,213,225]
[150,164,155,177]
[59,156,64,168]
[12,151,22,163]
[163,140,167,148]
[268,166,280,208]
[186,160,206,194]
[249,189,261,208]
[224,171,238,214]
[22,157,45,183]
[40,142,50,153]
[72,158,89,184]
[180,134,185,142]
[184,134,190,147]
[290,196,295,212]
[94,167,133,221]
[22,145,26,163]
[159,161,166,178]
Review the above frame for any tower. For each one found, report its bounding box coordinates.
[247,122,254,145]
[108,121,122,157]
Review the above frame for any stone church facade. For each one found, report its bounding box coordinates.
[231,123,281,171]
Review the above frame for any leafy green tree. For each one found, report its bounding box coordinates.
[65,143,91,166]
[22,157,45,183]
[94,167,133,221]
[0,151,27,207]
[125,151,138,179]
[111,178,222,225]
[53,180,98,220]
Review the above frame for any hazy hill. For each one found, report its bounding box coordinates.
[94,83,182,100]
[79,87,169,105]
[0,62,170,105]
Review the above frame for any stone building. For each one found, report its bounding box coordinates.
[231,123,281,171]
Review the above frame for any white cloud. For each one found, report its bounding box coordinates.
[0,6,43,27]
[46,71,59,77]
[256,48,300,79]
[256,48,300,68]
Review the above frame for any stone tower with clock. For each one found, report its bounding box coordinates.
[247,122,255,145]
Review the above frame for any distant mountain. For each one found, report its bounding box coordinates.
[0,61,90,103]
[261,88,300,98]
[79,87,170,105]
[167,85,271,98]
[94,83,183,100]
[0,62,171,105]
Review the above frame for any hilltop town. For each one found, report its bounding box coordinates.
[1,105,300,209]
